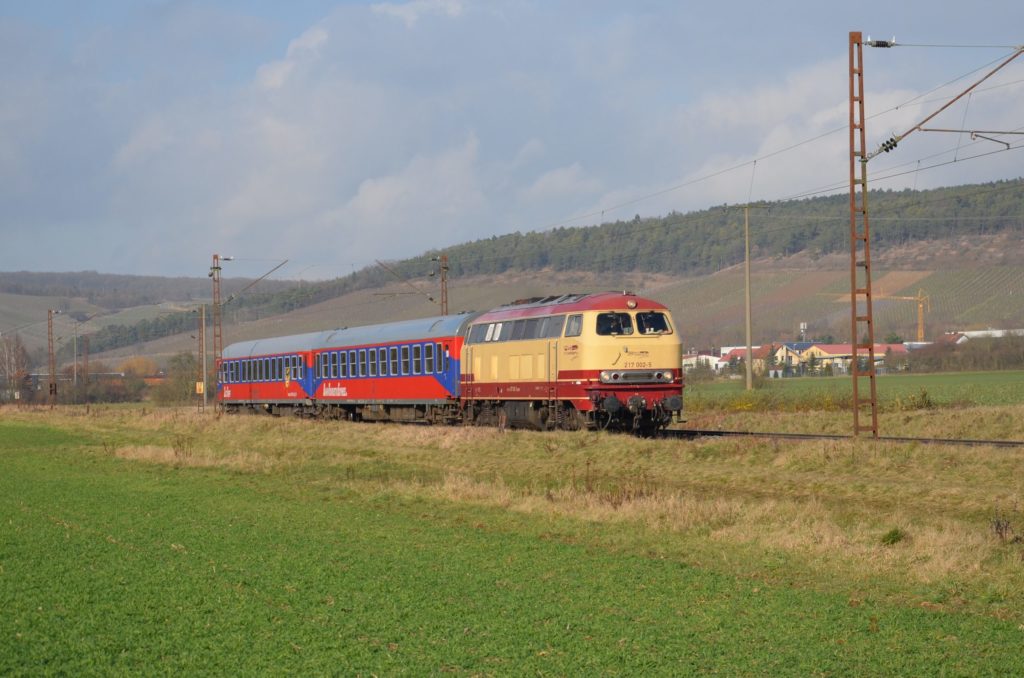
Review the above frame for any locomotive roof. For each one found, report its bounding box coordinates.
[472,291,668,323]
[222,312,481,359]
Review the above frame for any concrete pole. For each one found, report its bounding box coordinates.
[744,206,753,391]
[201,304,208,411]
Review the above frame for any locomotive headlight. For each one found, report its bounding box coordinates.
[659,370,673,382]
[600,370,611,383]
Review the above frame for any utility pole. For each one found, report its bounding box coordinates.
[847,32,1021,437]
[82,336,89,393]
[201,304,208,411]
[848,31,879,437]
[196,305,206,412]
[47,309,58,408]
[209,254,231,411]
[432,254,450,316]
[743,207,753,391]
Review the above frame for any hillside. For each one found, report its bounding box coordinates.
[2,178,1023,367]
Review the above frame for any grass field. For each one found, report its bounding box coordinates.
[687,370,1024,410]
[3,405,1024,674]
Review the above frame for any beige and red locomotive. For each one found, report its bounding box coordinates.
[461,291,683,432]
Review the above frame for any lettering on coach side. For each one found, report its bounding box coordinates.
[323,384,349,397]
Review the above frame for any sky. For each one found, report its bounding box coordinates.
[1,1,1022,280]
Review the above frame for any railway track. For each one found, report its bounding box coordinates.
[662,428,1024,449]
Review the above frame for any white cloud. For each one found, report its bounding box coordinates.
[371,0,463,28]
[113,116,174,168]
[324,134,487,259]
[4,1,1024,277]
[519,163,602,204]
[256,25,329,90]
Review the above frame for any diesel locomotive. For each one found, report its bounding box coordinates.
[217,291,683,432]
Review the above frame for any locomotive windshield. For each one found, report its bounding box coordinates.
[636,311,672,335]
[596,312,633,336]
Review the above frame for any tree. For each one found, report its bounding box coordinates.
[0,334,31,402]
[153,352,198,405]
[121,356,158,377]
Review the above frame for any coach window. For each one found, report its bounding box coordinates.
[389,347,399,375]
[437,343,445,372]
[295,356,303,379]
[565,314,583,337]
[378,348,387,376]
[278,357,284,380]
[412,344,422,374]
[339,352,348,378]
[348,351,356,378]
[401,345,410,374]
[329,352,337,378]
[425,343,435,373]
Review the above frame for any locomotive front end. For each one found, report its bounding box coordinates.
[564,293,684,432]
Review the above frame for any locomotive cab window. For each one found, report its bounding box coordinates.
[467,324,488,344]
[636,311,672,335]
[565,314,583,337]
[596,312,633,336]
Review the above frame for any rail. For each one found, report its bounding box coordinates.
[662,428,1024,449]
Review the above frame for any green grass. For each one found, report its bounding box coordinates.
[4,413,1024,674]
[687,370,1024,412]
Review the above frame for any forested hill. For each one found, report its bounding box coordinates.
[196,178,1024,322]
[0,271,297,310]
[426,178,1024,279]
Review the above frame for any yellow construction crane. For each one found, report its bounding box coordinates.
[821,287,931,342]
[877,289,930,342]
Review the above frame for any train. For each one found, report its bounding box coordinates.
[216,291,684,432]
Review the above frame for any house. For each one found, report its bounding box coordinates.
[719,345,777,374]
[802,343,909,374]
[773,344,804,371]
[681,353,721,372]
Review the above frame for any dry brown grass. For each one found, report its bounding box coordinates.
[7,403,1024,614]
